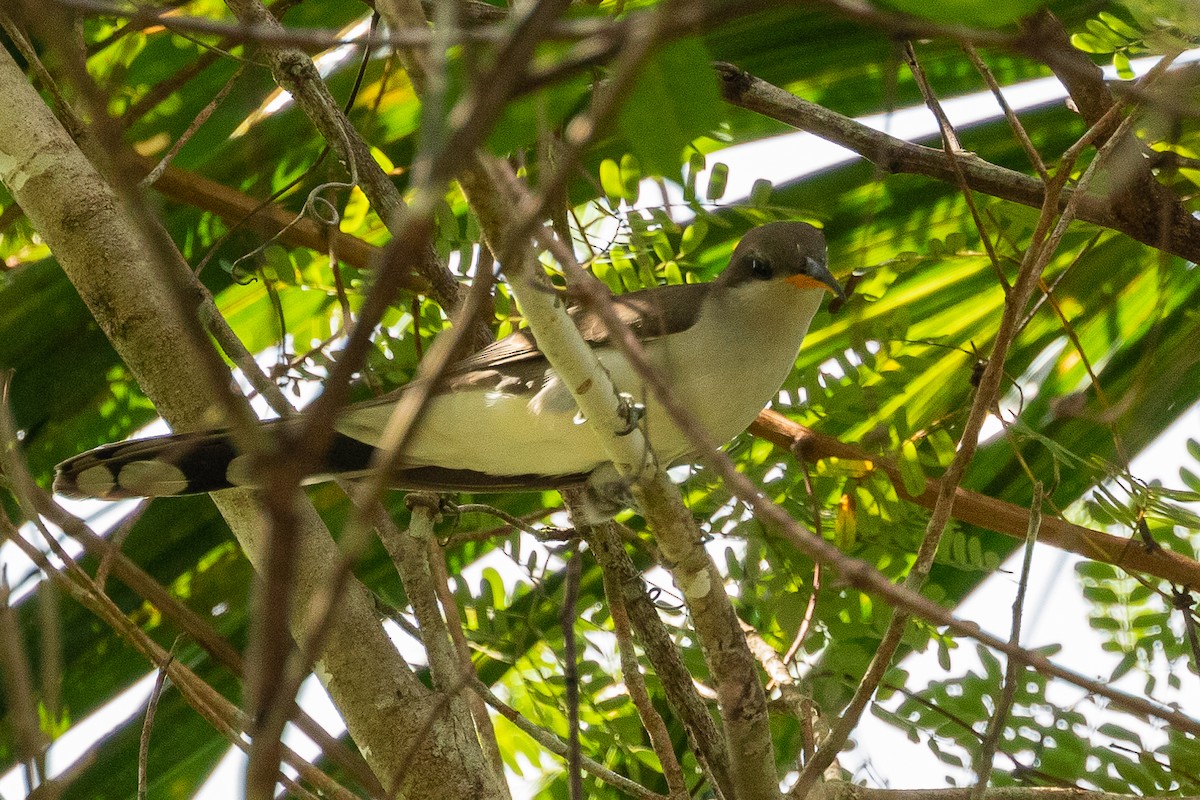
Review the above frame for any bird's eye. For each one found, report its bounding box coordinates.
[749,256,773,280]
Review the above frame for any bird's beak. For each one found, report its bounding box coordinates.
[787,257,845,301]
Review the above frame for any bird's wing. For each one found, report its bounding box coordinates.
[334,281,712,446]
[442,282,712,393]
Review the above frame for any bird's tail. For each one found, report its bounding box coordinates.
[53,425,589,501]
[52,423,379,500]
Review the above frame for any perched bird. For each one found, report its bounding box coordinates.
[54,222,841,505]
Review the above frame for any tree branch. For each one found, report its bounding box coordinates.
[750,410,1200,588]
[583,518,735,798]
[0,39,494,800]
[714,62,1200,264]
[812,784,1200,800]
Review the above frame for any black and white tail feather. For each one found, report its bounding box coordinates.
[52,423,591,500]
[53,424,369,499]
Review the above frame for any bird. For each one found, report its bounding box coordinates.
[53,222,842,508]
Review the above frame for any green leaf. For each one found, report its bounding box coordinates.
[683,150,705,203]
[706,162,729,201]
[749,178,773,208]
[1099,723,1143,747]
[599,158,623,205]
[679,219,708,256]
[898,439,928,497]
[1113,50,1134,79]
[619,153,642,204]
[1086,18,1132,48]
[936,636,951,670]
[1098,11,1142,39]
[617,38,721,177]
[1076,561,1117,580]
[1071,31,1112,53]
[1181,466,1200,494]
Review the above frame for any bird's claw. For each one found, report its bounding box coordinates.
[615,393,645,436]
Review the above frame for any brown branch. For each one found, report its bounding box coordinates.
[138,646,175,800]
[813,785,1200,800]
[603,556,690,800]
[1014,11,1115,131]
[53,0,524,50]
[1013,11,1188,261]
[749,410,1200,589]
[972,483,1041,795]
[714,62,1200,264]
[583,518,734,799]
[0,516,359,800]
[474,679,669,800]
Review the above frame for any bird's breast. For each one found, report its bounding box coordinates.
[629,284,825,462]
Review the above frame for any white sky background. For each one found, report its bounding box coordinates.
[2,46,1199,800]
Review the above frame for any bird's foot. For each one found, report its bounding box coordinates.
[615,392,645,436]
[570,463,638,526]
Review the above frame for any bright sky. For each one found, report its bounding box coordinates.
[2,45,1199,800]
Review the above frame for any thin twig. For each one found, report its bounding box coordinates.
[972,483,1042,795]
[904,41,1008,292]
[426,539,509,781]
[782,462,824,668]
[140,64,245,188]
[139,642,179,800]
[580,515,733,798]
[603,561,690,799]
[0,570,45,792]
[450,502,573,538]
[474,680,669,800]
[561,548,584,800]
[380,494,461,691]
[94,500,148,590]
[963,44,1048,181]
[35,577,63,759]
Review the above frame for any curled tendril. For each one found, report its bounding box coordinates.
[228,179,355,281]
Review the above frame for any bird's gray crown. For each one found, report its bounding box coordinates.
[720,221,842,298]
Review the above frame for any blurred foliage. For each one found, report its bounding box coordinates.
[1,0,1199,798]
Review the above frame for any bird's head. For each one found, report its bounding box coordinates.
[720,222,844,302]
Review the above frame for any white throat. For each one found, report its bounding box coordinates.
[633,280,826,462]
